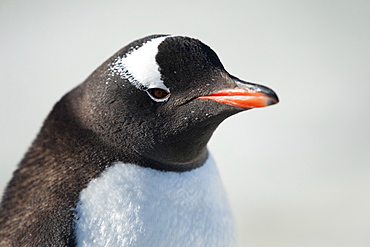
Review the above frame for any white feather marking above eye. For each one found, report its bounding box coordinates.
[110,36,170,92]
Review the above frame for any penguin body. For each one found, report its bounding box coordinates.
[76,156,233,246]
[0,34,278,246]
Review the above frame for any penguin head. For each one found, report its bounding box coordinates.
[62,35,278,171]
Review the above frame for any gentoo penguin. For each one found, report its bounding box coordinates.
[0,34,278,246]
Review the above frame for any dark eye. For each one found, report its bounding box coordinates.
[147,88,170,100]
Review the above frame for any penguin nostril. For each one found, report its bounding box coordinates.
[147,88,170,100]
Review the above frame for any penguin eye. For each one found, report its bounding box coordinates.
[147,88,170,101]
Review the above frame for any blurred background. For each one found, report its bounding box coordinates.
[1,0,369,246]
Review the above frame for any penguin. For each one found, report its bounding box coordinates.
[0,34,278,246]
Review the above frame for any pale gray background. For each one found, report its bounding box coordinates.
[1,0,369,246]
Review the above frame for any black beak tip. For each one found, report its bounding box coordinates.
[267,91,279,105]
[258,85,279,106]
[232,76,279,107]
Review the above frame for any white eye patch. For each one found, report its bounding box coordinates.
[110,36,171,102]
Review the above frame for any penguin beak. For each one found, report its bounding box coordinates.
[199,77,279,109]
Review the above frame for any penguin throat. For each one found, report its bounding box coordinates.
[137,148,208,172]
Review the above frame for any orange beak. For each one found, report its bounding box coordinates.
[199,79,279,109]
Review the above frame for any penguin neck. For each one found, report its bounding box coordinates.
[136,147,209,172]
[131,117,223,172]
[131,121,228,172]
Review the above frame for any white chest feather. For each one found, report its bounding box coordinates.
[75,155,235,247]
